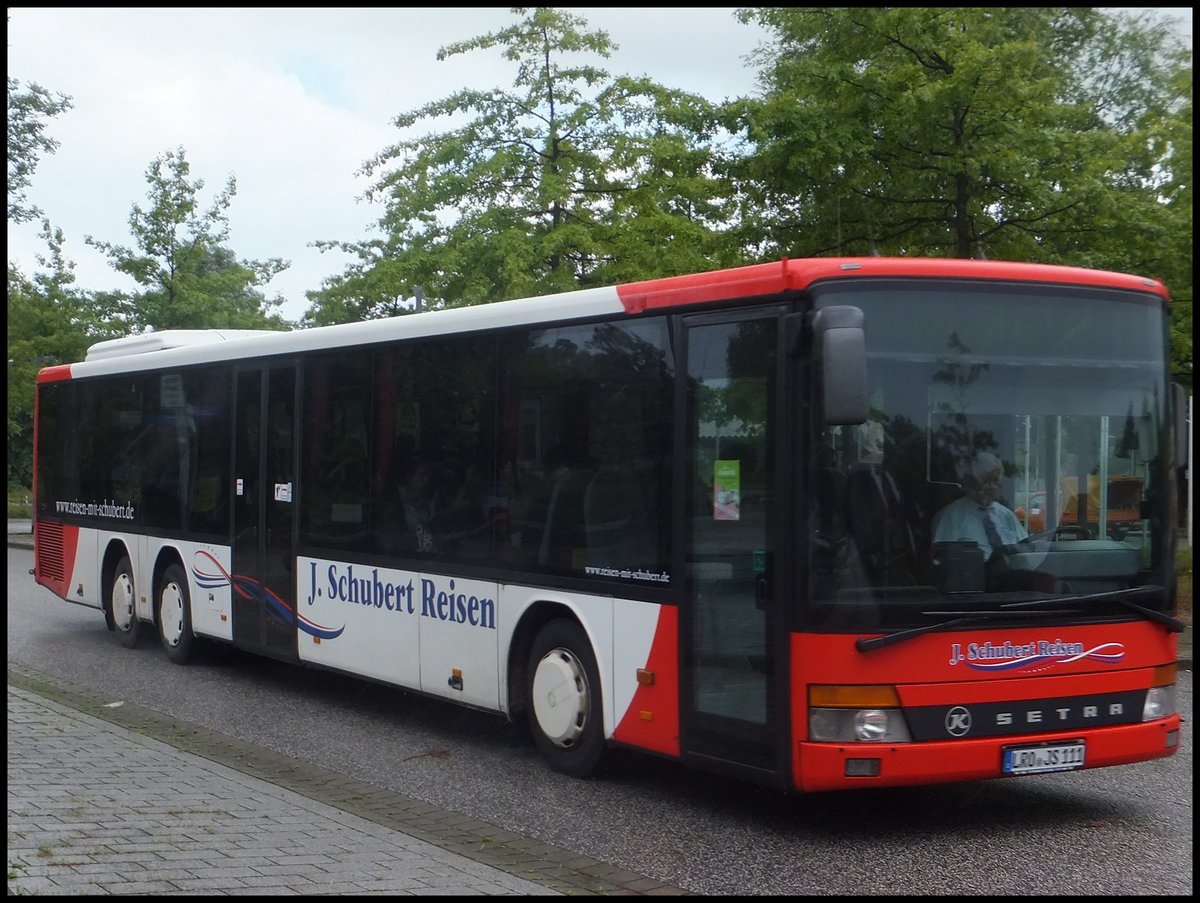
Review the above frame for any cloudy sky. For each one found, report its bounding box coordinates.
[6,8,1192,324]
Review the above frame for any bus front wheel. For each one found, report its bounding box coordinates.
[526,618,606,778]
[158,563,195,665]
[110,555,142,648]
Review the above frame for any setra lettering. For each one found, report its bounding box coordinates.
[995,702,1123,726]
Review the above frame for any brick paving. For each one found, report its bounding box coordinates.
[7,666,687,896]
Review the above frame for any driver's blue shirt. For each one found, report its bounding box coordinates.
[932,497,1028,558]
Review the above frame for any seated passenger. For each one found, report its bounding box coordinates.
[932,451,1027,559]
[385,455,440,555]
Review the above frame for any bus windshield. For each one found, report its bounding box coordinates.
[807,279,1174,628]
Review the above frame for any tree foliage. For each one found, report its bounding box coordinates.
[7,75,72,224]
[732,9,1179,257]
[85,147,293,332]
[1149,63,1193,390]
[303,7,745,325]
[730,7,1191,386]
[7,65,81,486]
[7,225,123,486]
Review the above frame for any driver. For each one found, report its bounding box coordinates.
[932,451,1028,559]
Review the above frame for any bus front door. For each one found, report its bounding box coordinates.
[232,364,299,661]
[681,309,787,784]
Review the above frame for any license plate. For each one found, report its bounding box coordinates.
[1002,741,1086,775]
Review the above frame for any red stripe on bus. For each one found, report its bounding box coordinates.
[615,257,1168,312]
[37,365,74,383]
[612,604,680,756]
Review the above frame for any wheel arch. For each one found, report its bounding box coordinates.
[506,599,594,720]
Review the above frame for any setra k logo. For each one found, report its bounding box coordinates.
[945,705,972,737]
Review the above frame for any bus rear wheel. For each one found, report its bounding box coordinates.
[158,563,195,665]
[110,555,142,648]
[526,619,606,778]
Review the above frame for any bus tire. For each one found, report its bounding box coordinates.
[110,555,142,648]
[526,618,606,778]
[158,563,195,665]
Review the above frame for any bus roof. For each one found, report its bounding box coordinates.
[39,257,1168,383]
[616,257,1168,312]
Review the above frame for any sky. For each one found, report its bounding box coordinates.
[6,8,1193,325]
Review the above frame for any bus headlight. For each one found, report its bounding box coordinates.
[808,685,912,742]
[808,707,912,742]
[855,709,893,741]
[1142,664,1178,722]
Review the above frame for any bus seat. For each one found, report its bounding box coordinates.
[846,465,888,582]
[846,464,920,585]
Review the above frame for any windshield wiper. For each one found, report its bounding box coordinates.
[856,608,1081,653]
[999,586,1184,632]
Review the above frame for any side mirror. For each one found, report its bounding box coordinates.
[813,306,867,425]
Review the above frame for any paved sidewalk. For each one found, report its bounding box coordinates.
[7,669,684,896]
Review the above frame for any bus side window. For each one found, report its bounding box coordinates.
[583,467,650,569]
[536,451,593,570]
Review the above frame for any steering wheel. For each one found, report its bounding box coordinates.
[1021,525,1091,543]
[1051,525,1091,539]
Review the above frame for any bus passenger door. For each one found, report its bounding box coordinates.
[232,365,299,661]
[680,309,787,783]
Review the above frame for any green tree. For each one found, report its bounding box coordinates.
[304,7,742,325]
[732,7,1191,388]
[8,63,76,489]
[730,9,1188,259]
[85,147,293,332]
[7,75,72,224]
[1150,64,1192,391]
[7,224,122,486]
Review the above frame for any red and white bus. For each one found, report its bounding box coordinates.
[32,257,1187,792]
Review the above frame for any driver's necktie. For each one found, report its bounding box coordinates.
[980,506,1005,552]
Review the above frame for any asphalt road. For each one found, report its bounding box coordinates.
[7,546,1194,895]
